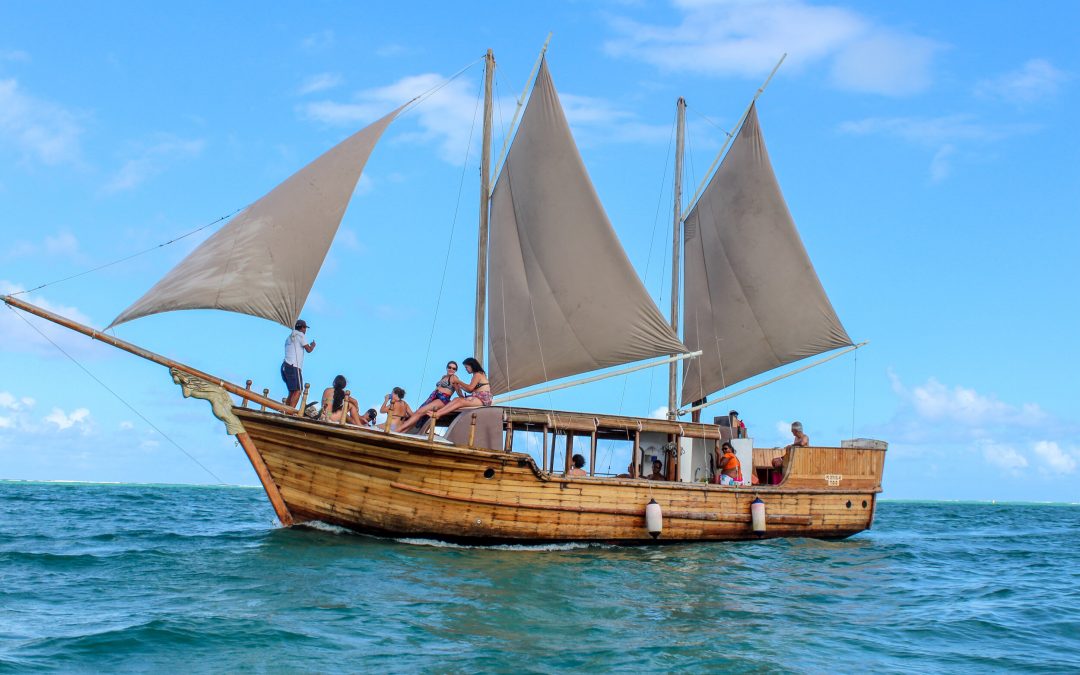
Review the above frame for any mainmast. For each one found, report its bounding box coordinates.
[668,97,686,420]
[474,49,495,361]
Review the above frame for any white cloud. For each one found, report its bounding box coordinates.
[298,73,343,96]
[103,135,205,194]
[980,440,1028,474]
[605,0,942,96]
[0,77,83,165]
[300,73,484,164]
[1,50,30,63]
[301,30,335,51]
[1032,441,1077,475]
[2,230,83,262]
[929,144,955,183]
[975,59,1069,105]
[44,407,90,431]
[649,406,669,419]
[119,420,134,430]
[890,373,1039,427]
[0,281,108,358]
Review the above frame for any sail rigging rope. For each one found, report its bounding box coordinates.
[851,345,859,440]
[8,208,245,298]
[5,304,226,484]
[412,69,484,406]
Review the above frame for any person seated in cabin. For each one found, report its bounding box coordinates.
[394,361,461,432]
[714,441,742,486]
[320,375,361,425]
[769,456,785,485]
[566,453,588,477]
[729,410,747,439]
[380,387,413,428]
[645,458,667,481]
[432,357,492,419]
[616,461,640,479]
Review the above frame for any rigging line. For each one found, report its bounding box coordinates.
[687,104,735,139]
[850,345,859,440]
[6,304,225,484]
[401,55,485,116]
[414,67,485,402]
[643,107,679,421]
[9,208,244,298]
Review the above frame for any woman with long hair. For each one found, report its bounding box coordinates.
[320,374,360,425]
[394,361,460,432]
[431,357,491,420]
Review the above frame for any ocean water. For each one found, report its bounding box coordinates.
[1,482,1077,674]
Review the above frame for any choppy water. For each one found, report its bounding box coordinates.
[1,482,1078,673]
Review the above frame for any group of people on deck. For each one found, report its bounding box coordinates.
[280,321,811,472]
[279,321,494,432]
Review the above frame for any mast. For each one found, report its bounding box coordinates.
[668,97,686,420]
[474,49,495,361]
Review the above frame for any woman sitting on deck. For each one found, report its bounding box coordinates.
[394,361,460,432]
[380,387,413,429]
[715,441,742,486]
[431,357,492,420]
[320,375,361,425]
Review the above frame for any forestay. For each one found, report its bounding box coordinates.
[487,59,687,395]
[681,103,851,406]
[109,106,405,330]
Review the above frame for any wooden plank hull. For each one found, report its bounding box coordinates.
[235,408,885,544]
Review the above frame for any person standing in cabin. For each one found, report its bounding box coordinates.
[282,319,315,408]
[729,410,747,438]
[715,441,742,485]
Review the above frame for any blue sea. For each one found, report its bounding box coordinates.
[1,482,1078,673]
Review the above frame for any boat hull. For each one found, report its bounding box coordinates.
[235,408,884,543]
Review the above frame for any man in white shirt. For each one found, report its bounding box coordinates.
[281,319,315,408]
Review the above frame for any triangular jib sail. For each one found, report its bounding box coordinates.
[681,103,851,406]
[487,59,687,395]
[109,105,406,329]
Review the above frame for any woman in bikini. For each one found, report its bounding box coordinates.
[394,362,460,432]
[380,387,413,429]
[432,357,492,420]
[320,375,361,425]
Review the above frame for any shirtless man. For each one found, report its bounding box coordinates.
[645,458,667,481]
[785,421,810,451]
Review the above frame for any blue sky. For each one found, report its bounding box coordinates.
[1,1,1077,502]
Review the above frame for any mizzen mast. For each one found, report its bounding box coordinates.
[474,49,495,361]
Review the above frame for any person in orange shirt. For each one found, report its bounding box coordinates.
[715,441,742,485]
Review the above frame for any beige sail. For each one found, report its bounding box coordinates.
[681,103,851,406]
[109,106,405,329]
[487,59,687,395]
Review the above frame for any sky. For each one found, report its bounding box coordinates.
[1,1,1077,502]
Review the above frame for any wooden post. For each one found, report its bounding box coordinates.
[242,380,253,408]
[542,424,549,474]
[427,416,437,441]
[260,389,270,412]
[235,432,293,526]
[565,433,574,474]
[474,49,495,361]
[468,413,478,447]
[503,409,513,452]
[589,418,599,477]
[299,382,310,412]
[633,425,642,478]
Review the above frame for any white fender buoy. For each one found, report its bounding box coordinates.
[645,498,663,539]
[750,497,766,534]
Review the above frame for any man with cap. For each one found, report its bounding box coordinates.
[282,319,316,408]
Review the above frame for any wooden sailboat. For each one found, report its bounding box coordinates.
[3,49,885,543]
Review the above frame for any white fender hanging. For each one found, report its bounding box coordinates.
[645,498,663,539]
[750,497,766,534]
